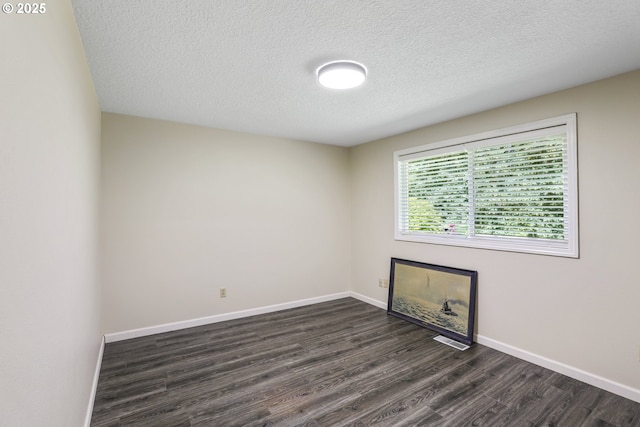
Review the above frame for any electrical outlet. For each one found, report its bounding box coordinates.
[220,288,227,298]
[378,279,389,288]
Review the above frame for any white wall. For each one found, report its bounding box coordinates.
[0,2,102,426]
[350,71,640,395]
[101,113,351,333]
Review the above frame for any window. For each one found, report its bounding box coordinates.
[394,114,578,257]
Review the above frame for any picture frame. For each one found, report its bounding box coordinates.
[387,258,478,346]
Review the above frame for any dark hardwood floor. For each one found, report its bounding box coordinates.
[91,298,640,426]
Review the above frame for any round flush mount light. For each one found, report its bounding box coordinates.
[317,60,367,89]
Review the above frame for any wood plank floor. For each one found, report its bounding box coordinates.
[91,298,640,426]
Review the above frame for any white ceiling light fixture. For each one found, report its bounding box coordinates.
[317,60,367,90]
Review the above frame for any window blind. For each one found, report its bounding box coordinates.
[394,114,578,257]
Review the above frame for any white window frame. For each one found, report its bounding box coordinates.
[394,114,579,258]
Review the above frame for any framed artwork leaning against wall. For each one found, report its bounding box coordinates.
[387,258,478,346]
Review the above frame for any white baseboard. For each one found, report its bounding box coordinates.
[475,334,640,404]
[84,335,105,427]
[104,292,350,343]
[349,291,387,310]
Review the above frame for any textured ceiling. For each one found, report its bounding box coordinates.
[71,0,640,146]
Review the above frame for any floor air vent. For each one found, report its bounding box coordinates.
[434,335,470,351]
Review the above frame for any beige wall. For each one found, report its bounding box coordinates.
[101,113,351,333]
[0,2,102,426]
[350,70,640,392]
